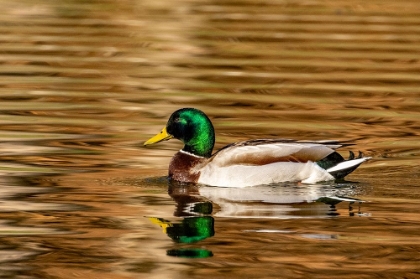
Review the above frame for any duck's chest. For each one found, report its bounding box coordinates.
[168,151,206,183]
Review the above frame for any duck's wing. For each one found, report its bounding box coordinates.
[209,139,342,167]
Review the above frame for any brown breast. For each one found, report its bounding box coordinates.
[168,151,206,183]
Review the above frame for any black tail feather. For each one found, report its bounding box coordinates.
[317,151,370,180]
[328,164,363,180]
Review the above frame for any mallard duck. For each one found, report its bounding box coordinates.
[144,108,370,187]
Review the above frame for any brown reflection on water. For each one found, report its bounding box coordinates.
[11,172,418,279]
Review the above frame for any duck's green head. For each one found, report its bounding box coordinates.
[144,108,215,158]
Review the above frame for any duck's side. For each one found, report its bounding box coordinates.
[169,139,371,187]
[198,160,333,187]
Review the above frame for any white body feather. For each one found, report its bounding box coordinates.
[198,161,334,187]
[194,142,369,187]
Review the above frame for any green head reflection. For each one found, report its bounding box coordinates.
[167,248,213,258]
[148,216,214,243]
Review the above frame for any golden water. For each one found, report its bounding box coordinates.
[0,0,419,278]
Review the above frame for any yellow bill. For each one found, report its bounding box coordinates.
[147,217,173,233]
[144,127,173,146]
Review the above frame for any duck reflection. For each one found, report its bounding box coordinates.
[148,216,214,244]
[168,181,365,219]
[148,214,214,258]
[147,181,215,258]
[148,180,366,258]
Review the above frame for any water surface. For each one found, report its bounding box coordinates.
[0,0,419,278]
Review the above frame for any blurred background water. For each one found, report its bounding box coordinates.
[0,0,419,278]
